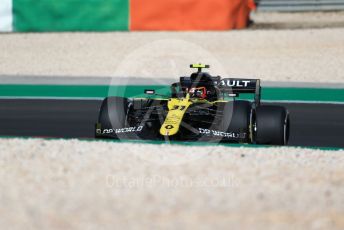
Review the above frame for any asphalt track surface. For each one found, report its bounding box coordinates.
[0,99,343,148]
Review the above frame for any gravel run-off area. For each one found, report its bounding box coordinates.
[1,20,344,229]
[0,28,344,83]
[1,138,344,230]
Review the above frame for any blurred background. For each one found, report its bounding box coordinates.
[1,0,344,32]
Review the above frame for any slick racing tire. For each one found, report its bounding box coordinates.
[97,96,129,138]
[222,100,252,143]
[255,105,289,145]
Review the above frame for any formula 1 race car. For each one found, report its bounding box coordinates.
[95,64,290,145]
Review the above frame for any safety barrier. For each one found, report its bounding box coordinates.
[256,0,344,11]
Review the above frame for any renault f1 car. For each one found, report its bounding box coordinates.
[95,64,290,145]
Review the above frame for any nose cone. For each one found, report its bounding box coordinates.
[160,120,179,136]
[160,97,192,136]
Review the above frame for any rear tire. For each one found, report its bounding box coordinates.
[97,97,129,138]
[255,105,289,145]
[221,100,252,143]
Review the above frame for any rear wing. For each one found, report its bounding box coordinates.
[216,78,261,106]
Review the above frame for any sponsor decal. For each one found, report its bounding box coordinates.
[164,114,181,125]
[97,126,143,135]
[165,125,174,130]
[219,79,251,87]
[198,128,246,139]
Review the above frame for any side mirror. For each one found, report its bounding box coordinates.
[144,89,155,95]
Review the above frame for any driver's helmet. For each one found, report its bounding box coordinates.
[189,87,207,99]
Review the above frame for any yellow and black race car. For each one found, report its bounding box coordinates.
[95,64,290,145]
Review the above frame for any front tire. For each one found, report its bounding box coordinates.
[96,96,129,138]
[255,105,289,145]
